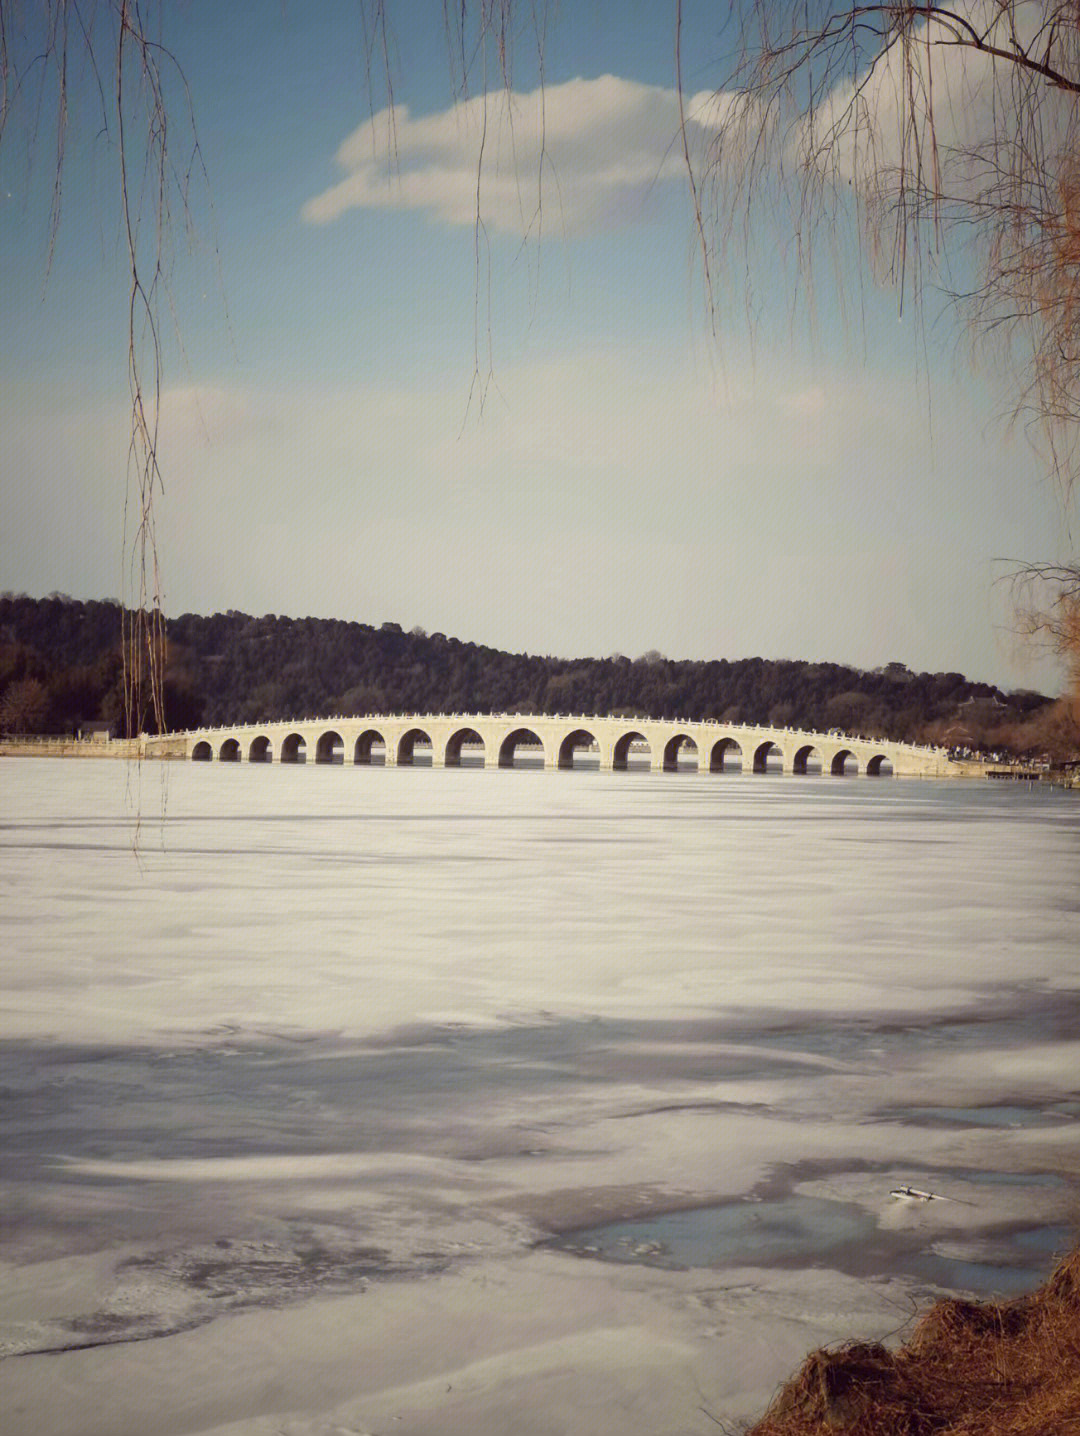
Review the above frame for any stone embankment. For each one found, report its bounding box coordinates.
[0,735,187,759]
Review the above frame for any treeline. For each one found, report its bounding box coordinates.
[0,596,204,737]
[0,592,1051,745]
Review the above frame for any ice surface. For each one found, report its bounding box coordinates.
[1,758,1079,1434]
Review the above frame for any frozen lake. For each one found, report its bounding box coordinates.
[1,758,1079,1435]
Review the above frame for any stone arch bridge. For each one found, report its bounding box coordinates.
[147,714,957,778]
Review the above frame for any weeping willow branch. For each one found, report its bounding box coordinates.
[116,1,167,740]
[701,2,1080,684]
[2,0,203,737]
[704,5,1080,495]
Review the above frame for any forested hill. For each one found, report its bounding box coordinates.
[0,592,1049,744]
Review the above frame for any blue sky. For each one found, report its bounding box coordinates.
[0,1,1071,690]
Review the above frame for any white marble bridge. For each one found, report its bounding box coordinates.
[145,714,957,777]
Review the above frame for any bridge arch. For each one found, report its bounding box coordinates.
[792,744,823,775]
[315,730,344,765]
[752,739,784,774]
[445,728,485,767]
[192,740,212,761]
[353,729,386,765]
[662,733,698,771]
[706,737,742,772]
[558,728,598,769]
[219,738,241,763]
[498,728,546,769]
[397,728,433,766]
[866,753,893,776]
[612,730,651,771]
[280,732,307,764]
[830,749,858,776]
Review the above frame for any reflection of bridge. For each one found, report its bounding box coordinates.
[147,714,958,777]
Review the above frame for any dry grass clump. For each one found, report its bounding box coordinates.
[747,1248,1080,1435]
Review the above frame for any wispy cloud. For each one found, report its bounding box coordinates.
[154,385,254,447]
[302,75,731,236]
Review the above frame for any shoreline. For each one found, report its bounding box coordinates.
[747,1246,1080,1435]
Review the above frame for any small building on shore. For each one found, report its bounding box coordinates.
[77,721,116,741]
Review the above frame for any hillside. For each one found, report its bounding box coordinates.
[0,592,1050,744]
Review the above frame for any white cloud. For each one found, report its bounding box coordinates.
[302,75,733,236]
